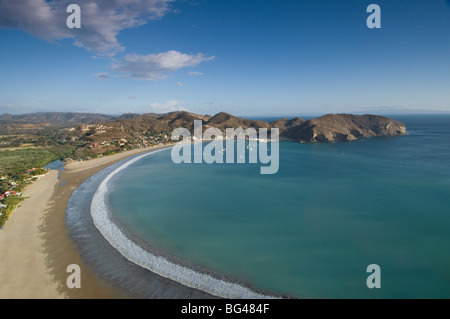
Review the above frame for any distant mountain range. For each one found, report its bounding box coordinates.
[0,112,117,126]
[243,108,450,119]
[0,112,117,134]
[0,111,406,143]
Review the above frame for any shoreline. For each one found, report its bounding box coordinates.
[90,148,274,299]
[45,144,186,298]
[0,145,178,298]
[64,144,222,298]
[0,170,62,298]
[0,142,281,299]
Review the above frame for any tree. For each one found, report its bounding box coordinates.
[0,181,9,193]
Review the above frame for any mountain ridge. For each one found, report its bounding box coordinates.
[0,111,407,144]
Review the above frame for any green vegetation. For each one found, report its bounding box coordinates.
[0,195,23,228]
[0,145,75,178]
[0,144,74,228]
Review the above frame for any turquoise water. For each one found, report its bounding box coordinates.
[108,115,450,298]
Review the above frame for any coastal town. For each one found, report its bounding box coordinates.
[0,168,48,228]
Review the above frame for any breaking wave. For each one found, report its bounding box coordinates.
[90,148,271,299]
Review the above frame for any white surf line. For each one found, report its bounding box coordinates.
[90,148,273,299]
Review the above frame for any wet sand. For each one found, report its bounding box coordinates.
[0,145,182,299]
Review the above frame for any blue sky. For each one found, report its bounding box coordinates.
[1,0,450,116]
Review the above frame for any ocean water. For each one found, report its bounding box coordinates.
[106,115,450,298]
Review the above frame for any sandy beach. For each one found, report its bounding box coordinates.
[0,170,62,298]
[0,145,173,299]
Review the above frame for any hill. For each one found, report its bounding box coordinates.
[0,112,117,134]
[0,112,117,126]
[0,111,407,162]
[205,112,270,130]
[283,114,407,143]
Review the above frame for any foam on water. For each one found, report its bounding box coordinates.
[91,148,272,299]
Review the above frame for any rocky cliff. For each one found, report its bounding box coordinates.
[280,114,406,143]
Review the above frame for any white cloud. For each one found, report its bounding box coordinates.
[0,1,216,82]
[107,51,214,80]
[95,72,110,80]
[188,71,204,76]
[0,0,174,55]
[150,100,187,112]
[175,81,184,87]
